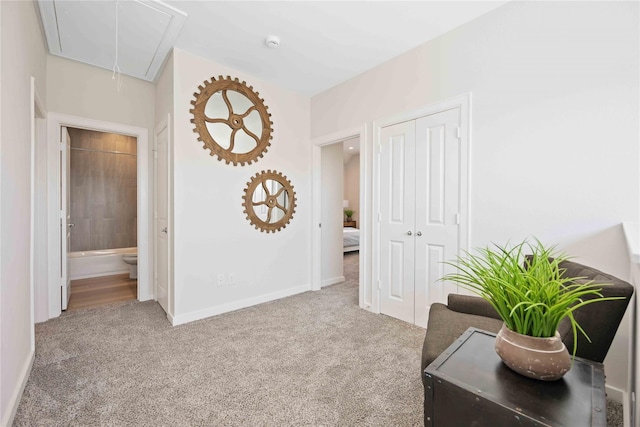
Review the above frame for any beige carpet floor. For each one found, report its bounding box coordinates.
[15,252,427,426]
[13,252,623,426]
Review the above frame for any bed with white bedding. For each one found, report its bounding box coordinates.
[343,227,360,252]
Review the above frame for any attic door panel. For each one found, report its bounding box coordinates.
[54,1,172,79]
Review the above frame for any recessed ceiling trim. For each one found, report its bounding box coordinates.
[137,0,187,80]
[37,0,62,53]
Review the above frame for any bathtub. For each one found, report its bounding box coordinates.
[69,247,137,280]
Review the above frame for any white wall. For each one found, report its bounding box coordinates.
[311,1,639,396]
[45,55,156,311]
[47,55,156,132]
[343,151,360,226]
[170,48,311,324]
[0,1,48,425]
[155,52,174,127]
[33,115,47,323]
[321,143,344,286]
[626,224,640,423]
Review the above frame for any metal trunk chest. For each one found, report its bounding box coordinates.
[424,328,606,427]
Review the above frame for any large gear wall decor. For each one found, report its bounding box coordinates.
[190,76,273,166]
[242,170,296,233]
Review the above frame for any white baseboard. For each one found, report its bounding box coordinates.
[137,287,154,302]
[2,350,35,427]
[166,311,176,325]
[605,385,630,427]
[321,276,345,288]
[70,269,130,280]
[607,384,625,403]
[170,284,310,326]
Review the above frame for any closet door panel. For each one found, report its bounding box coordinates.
[379,121,416,324]
[414,108,461,325]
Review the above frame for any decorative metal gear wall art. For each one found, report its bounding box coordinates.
[190,76,273,166]
[242,170,296,233]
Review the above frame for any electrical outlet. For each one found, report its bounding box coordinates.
[217,274,225,287]
[228,273,236,285]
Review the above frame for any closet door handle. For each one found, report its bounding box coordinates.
[407,231,412,236]
[416,231,422,236]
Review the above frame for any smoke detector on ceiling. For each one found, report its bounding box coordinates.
[265,35,280,49]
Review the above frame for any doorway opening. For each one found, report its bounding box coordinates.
[319,139,361,288]
[65,127,139,310]
[45,113,150,319]
[312,125,368,310]
[342,137,361,283]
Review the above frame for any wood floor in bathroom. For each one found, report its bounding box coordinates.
[68,274,137,310]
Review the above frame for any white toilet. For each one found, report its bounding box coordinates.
[122,253,138,279]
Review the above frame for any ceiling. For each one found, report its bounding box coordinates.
[37,0,508,96]
[343,137,360,164]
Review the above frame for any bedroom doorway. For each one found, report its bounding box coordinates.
[319,137,361,288]
[342,137,361,284]
[319,142,346,287]
[311,125,368,308]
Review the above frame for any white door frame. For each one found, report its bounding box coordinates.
[60,128,71,310]
[46,113,151,319]
[311,125,371,309]
[31,78,46,337]
[372,93,472,316]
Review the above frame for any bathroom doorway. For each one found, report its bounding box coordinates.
[45,113,150,319]
[65,127,138,310]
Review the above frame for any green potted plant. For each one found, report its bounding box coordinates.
[442,239,621,381]
[344,209,354,221]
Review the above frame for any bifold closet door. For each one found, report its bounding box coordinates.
[413,108,461,327]
[379,121,416,324]
[379,108,461,327]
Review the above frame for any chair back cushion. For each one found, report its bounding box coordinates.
[554,260,634,362]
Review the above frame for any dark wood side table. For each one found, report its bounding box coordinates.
[344,220,356,228]
[424,328,606,427]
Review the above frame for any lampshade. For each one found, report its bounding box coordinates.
[343,200,350,208]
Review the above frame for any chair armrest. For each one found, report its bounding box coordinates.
[447,294,502,321]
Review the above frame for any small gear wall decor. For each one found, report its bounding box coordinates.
[242,170,296,233]
[190,76,273,166]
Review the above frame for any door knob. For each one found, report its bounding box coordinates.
[161,227,168,234]
[68,223,75,228]
[407,231,412,236]
[417,231,422,236]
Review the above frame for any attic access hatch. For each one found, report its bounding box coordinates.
[37,0,186,82]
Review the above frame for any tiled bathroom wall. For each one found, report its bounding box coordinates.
[68,128,137,252]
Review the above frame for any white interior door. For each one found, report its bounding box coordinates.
[378,108,462,326]
[413,108,461,327]
[379,121,416,324]
[60,127,71,310]
[155,120,170,314]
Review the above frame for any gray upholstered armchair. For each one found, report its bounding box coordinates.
[420,259,634,425]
